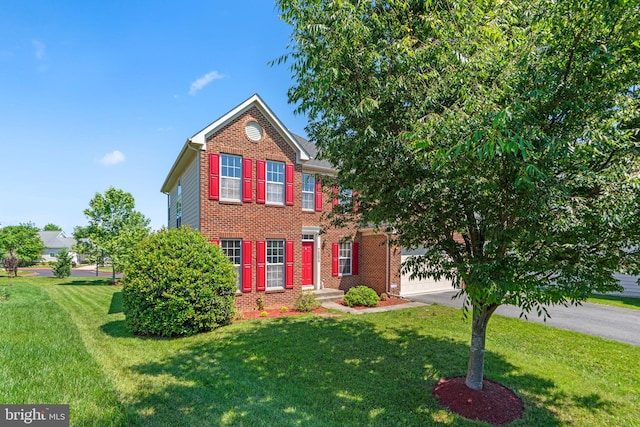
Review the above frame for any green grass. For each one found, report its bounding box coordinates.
[588,294,640,310]
[1,277,639,426]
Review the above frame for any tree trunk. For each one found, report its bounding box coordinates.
[465,303,498,391]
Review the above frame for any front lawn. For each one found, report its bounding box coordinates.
[1,277,638,426]
[588,294,640,311]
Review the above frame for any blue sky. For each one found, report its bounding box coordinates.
[0,1,308,234]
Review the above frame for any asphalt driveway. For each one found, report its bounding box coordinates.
[409,291,640,346]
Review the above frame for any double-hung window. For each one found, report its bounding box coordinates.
[220,239,242,291]
[302,173,315,211]
[220,154,242,201]
[266,161,285,204]
[339,242,352,275]
[339,188,353,206]
[266,240,285,289]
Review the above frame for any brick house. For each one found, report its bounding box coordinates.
[161,94,451,311]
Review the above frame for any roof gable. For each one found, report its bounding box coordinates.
[38,231,76,250]
[161,94,311,193]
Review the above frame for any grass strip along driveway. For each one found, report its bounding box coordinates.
[1,277,639,426]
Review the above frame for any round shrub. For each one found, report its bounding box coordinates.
[122,227,237,337]
[343,286,380,307]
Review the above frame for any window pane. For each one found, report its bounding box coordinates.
[302,174,315,192]
[221,177,241,200]
[339,259,351,275]
[221,155,241,178]
[221,239,241,290]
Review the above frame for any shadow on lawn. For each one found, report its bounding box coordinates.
[101,311,602,426]
[56,278,115,286]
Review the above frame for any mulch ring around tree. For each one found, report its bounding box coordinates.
[433,377,524,425]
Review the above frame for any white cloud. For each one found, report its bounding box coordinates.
[99,150,126,166]
[189,71,224,95]
[32,39,45,60]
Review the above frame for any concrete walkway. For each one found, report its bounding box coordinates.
[322,300,426,315]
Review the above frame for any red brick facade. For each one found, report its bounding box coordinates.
[162,95,400,312]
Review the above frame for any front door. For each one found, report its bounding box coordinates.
[301,241,314,286]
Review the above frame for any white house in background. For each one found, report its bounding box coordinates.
[38,230,79,265]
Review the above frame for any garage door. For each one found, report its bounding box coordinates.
[400,248,453,295]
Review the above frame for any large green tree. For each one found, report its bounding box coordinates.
[42,223,62,231]
[82,187,151,282]
[0,223,44,276]
[277,0,640,390]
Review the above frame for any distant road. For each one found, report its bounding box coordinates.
[21,267,123,279]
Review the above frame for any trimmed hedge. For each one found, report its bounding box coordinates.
[122,227,237,337]
[343,286,379,307]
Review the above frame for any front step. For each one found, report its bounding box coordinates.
[312,288,345,303]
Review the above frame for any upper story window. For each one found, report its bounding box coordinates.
[220,154,242,201]
[339,188,353,206]
[176,180,182,228]
[266,239,285,289]
[266,161,285,204]
[302,174,315,211]
[220,239,242,291]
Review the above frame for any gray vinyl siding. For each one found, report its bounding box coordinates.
[168,154,201,230]
[181,154,201,229]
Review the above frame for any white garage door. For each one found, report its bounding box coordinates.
[400,249,453,295]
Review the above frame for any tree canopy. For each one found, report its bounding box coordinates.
[82,187,150,282]
[0,223,44,276]
[42,223,62,231]
[277,0,640,390]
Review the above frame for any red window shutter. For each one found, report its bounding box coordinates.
[332,187,339,208]
[242,158,253,203]
[332,243,339,276]
[209,239,220,246]
[242,240,252,293]
[256,160,266,204]
[209,154,220,200]
[285,240,294,289]
[352,242,359,275]
[256,240,266,291]
[285,164,294,206]
[315,180,323,212]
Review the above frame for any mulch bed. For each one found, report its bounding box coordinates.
[238,295,410,320]
[237,306,329,320]
[433,376,524,425]
[335,296,409,310]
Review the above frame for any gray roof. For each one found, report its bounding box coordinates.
[38,231,76,250]
[293,134,335,173]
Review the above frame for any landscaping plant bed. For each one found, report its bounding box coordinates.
[237,306,329,320]
[336,295,409,310]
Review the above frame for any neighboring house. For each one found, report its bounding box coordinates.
[38,230,79,265]
[161,94,451,311]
